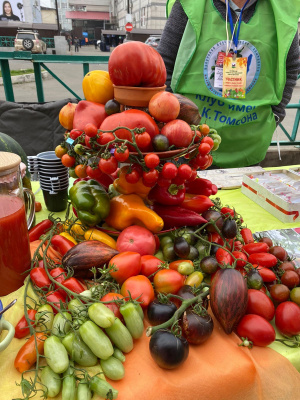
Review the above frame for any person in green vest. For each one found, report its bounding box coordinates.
[158,0,300,168]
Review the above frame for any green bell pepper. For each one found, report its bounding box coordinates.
[69,179,110,227]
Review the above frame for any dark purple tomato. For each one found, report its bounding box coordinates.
[181,309,214,345]
[147,300,177,326]
[200,256,219,275]
[247,269,264,290]
[149,329,189,369]
[202,210,224,234]
[174,237,190,258]
[172,285,196,308]
[221,219,237,239]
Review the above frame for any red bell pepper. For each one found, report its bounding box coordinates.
[185,177,214,196]
[148,184,185,206]
[28,219,53,242]
[181,194,214,213]
[72,100,107,131]
[150,203,207,229]
[14,309,37,339]
[30,267,51,290]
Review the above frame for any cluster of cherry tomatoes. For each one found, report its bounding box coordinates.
[55,120,221,184]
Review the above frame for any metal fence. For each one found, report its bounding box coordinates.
[0,37,55,49]
[0,51,299,146]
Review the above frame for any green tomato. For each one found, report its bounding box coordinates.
[212,139,220,151]
[74,144,85,155]
[88,302,115,328]
[90,376,118,400]
[77,381,92,400]
[105,318,133,354]
[290,287,300,305]
[154,250,165,261]
[44,336,69,374]
[62,332,98,367]
[178,261,195,276]
[40,366,61,398]
[160,235,173,248]
[100,356,125,381]
[162,243,176,262]
[62,366,76,400]
[79,320,114,360]
[69,167,77,178]
[35,304,54,333]
[51,312,72,338]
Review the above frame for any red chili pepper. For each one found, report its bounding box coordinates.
[248,253,278,268]
[243,242,269,255]
[181,194,214,213]
[220,207,235,218]
[150,203,207,229]
[28,219,53,242]
[208,232,224,246]
[51,235,75,256]
[14,309,37,339]
[61,277,85,294]
[232,251,247,267]
[240,228,254,244]
[211,184,218,195]
[30,267,51,290]
[46,290,67,313]
[215,248,234,265]
[148,184,185,206]
[185,177,213,196]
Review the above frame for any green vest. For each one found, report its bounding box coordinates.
[167,0,300,167]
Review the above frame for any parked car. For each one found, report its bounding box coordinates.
[145,35,161,49]
[14,30,47,54]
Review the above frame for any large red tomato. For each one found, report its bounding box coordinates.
[236,314,276,347]
[108,42,166,87]
[246,289,275,321]
[161,120,193,148]
[116,225,156,256]
[120,275,155,309]
[100,109,159,142]
[153,269,185,294]
[100,292,124,319]
[109,252,141,284]
[73,100,107,131]
[275,301,300,337]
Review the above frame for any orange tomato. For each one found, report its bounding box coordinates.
[55,144,67,159]
[61,154,76,167]
[200,124,210,136]
[75,164,88,178]
[169,259,193,272]
[153,269,185,294]
[121,275,154,309]
[14,332,47,373]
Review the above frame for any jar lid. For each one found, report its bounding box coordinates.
[0,152,21,173]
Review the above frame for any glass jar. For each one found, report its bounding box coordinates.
[0,152,35,296]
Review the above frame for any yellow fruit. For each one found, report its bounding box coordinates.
[84,229,117,249]
[82,70,114,104]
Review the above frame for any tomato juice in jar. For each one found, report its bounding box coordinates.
[0,152,35,296]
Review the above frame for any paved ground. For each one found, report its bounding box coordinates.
[1,46,299,166]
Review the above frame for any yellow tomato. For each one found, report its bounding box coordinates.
[82,70,114,104]
[84,229,117,249]
[184,271,204,288]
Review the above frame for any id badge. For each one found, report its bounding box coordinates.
[222,56,247,99]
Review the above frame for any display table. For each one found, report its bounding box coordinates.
[1,166,300,400]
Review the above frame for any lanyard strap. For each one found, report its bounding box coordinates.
[226,0,250,52]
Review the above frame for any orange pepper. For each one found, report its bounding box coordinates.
[113,166,151,199]
[105,194,164,234]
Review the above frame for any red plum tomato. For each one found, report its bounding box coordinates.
[275,301,300,337]
[100,293,124,319]
[140,255,163,280]
[246,289,275,321]
[236,314,276,347]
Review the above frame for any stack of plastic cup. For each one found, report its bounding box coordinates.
[30,151,69,212]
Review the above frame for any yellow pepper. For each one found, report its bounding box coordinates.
[84,229,117,249]
[113,166,151,199]
[185,271,204,288]
[105,194,164,234]
[64,220,87,238]
[60,232,78,245]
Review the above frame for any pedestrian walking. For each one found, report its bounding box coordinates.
[67,36,71,51]
[85,37,88,46]
[74,37,79,52]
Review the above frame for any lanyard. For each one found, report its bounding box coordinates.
[226,0,250,53]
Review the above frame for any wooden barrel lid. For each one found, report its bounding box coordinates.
[0,152,21,173]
